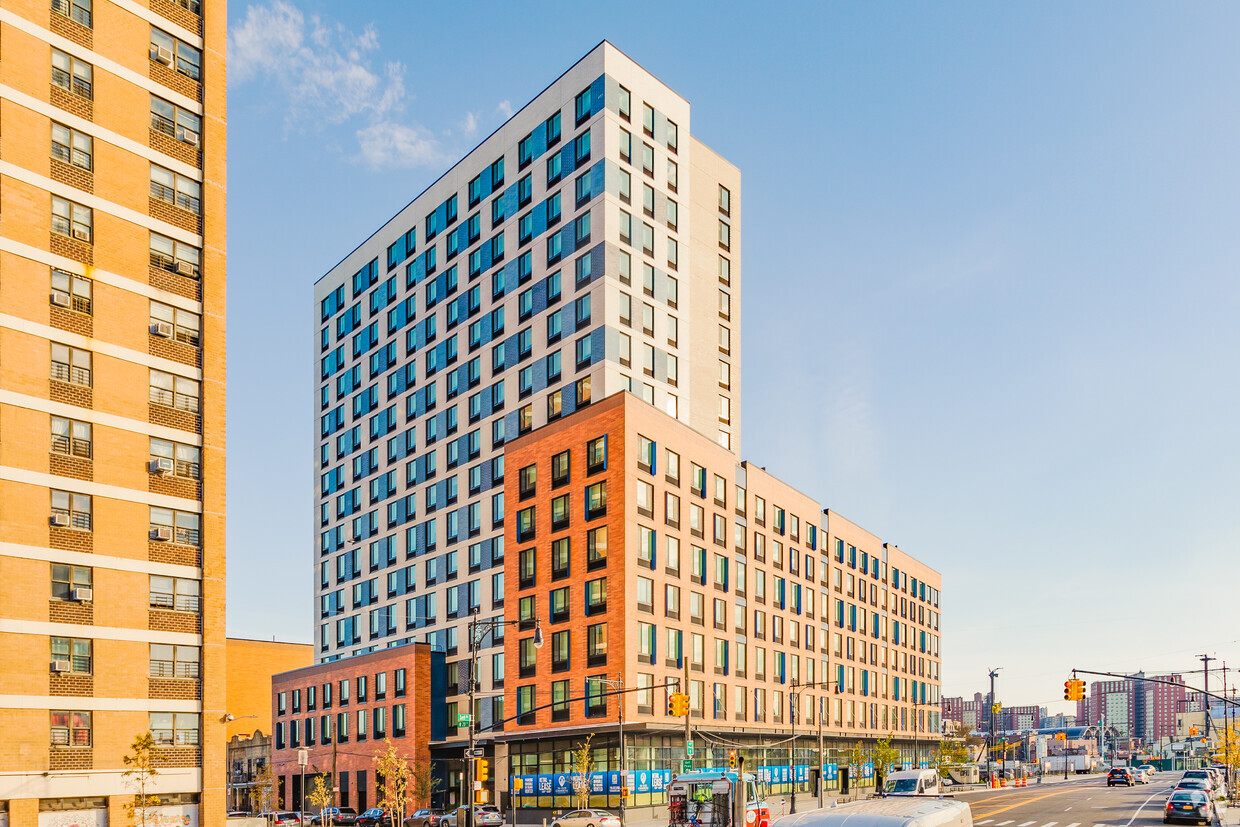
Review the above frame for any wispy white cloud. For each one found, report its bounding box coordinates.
[496,100,514,119]
[356,122,446,170]
[461,112,479,138]
[230,1,442,169]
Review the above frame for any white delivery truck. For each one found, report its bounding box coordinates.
[774,797,973,827]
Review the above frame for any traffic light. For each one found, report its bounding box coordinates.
[476,758,489,782]
[669,692,690,717]
[992,703,1001,714]
[1063,679,1085,701]
[1190,726,1199,736]
[728,750,737,769]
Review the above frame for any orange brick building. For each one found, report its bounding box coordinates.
[499,393,943,815]
[0,0,226,824]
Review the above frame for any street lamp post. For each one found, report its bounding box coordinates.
[467,611,541,827]
[788,680,839,814]
[594,676,626,826]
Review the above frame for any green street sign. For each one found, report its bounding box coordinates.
[686,741,694,756]
[457,713,472,726]
[681,759,693,773]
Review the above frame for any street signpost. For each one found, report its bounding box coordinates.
[686,741,694,756]
[681,758,693,773]
[457,713,472,727]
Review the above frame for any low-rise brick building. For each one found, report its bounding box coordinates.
[271,642,445,814]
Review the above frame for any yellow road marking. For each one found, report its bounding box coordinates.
[971,789,1079,818]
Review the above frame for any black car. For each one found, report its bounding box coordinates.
[405,810,447,827]
[356,810,393,827]
[1108,768,1135,787]
[1164,790,1214,825]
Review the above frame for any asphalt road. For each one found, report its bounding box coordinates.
[963,775,1217,827]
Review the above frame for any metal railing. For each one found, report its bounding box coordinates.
[150,181,176,204]
[51,507,92,530]
[150,659,200,678]
[175,459,200,478]
[149,592,201,612]
[150,112,176,137]
[50,434,92,458]
[149,387,200,413]
[150,728,199,746]
[51,362,91,386]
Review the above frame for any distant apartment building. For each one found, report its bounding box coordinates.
[309,41,943,815]
[1041,712,1076,730]
[1076,673,1187,744]
[942,693,988,732]
[0,1,225,826]
[1001,705,1041,732]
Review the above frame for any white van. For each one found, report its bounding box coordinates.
[774,796,973,827]
[883,769,944,797]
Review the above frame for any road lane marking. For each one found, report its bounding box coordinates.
[1019,821,1035,825]
[1042,821,1058,827]
[971,789,1081,819]
[997,821,1014,825]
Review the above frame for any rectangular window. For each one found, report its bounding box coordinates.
[51,48,92,99]
[50,710,92,746]
[149,369,200,413]
[150,300,201,346]
[150,26,201,80]
[149,437,200,479]
[52,195,92,242]
[149,711,199,746]
[50,489,91,530]
[51,122,92,170]
[150,232,201,278]
[51,416,92,459]
[151,94,201,145]
[150,163,201,214]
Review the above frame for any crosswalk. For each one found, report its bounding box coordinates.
[977,822,1090,827]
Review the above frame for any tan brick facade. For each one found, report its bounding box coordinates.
[0,0,226,823]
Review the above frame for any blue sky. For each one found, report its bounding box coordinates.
[225,1,1240,712]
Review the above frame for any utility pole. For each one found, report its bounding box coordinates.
[684,659,692,770]
[988,668,1001,779]
[332,716,338,808]
[1200,654,1216,741]
[595,676,626,825]
[817,696,825,809]
[789,682,797,814]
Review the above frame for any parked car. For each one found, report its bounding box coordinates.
[550,810,622,827]
[1174,779,1215,800]
[311,808,359,825]
[405,810,447,827]
[356,810,394,827]
[261,814,304,825]
[1108,768,1136,787]
[1164,790,1215,825]
[1204,767,1229,798]
[440,808,503,827]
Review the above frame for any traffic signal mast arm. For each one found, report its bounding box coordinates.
[1071,668,1240,708]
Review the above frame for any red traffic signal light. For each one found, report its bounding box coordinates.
[728,749,737,769]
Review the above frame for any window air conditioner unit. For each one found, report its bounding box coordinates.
[71,227,90,242]
[176,261,196,277]
[155,46,174,65]
[71,587,93,602]
[149,457,175,475]
[151,321,174,338]
[51,289,71,308]
[51,659,72,673]
[150,526,173,542]
[182,129,200,147]
[50,513,71,527]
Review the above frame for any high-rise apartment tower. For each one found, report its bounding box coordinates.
[313,42,740,722]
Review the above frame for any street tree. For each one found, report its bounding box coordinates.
[410,761,441,809]
[375,738,413,827]
[250,763,283,822]
[121,732,161,827]
[308,774,335,827]
[870,736,902,788]
[571,734,596,809]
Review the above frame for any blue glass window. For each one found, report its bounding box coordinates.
[546,111,561,147]
[575,88,592,125]
[517,174,532,208]
[518,134,533,168]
